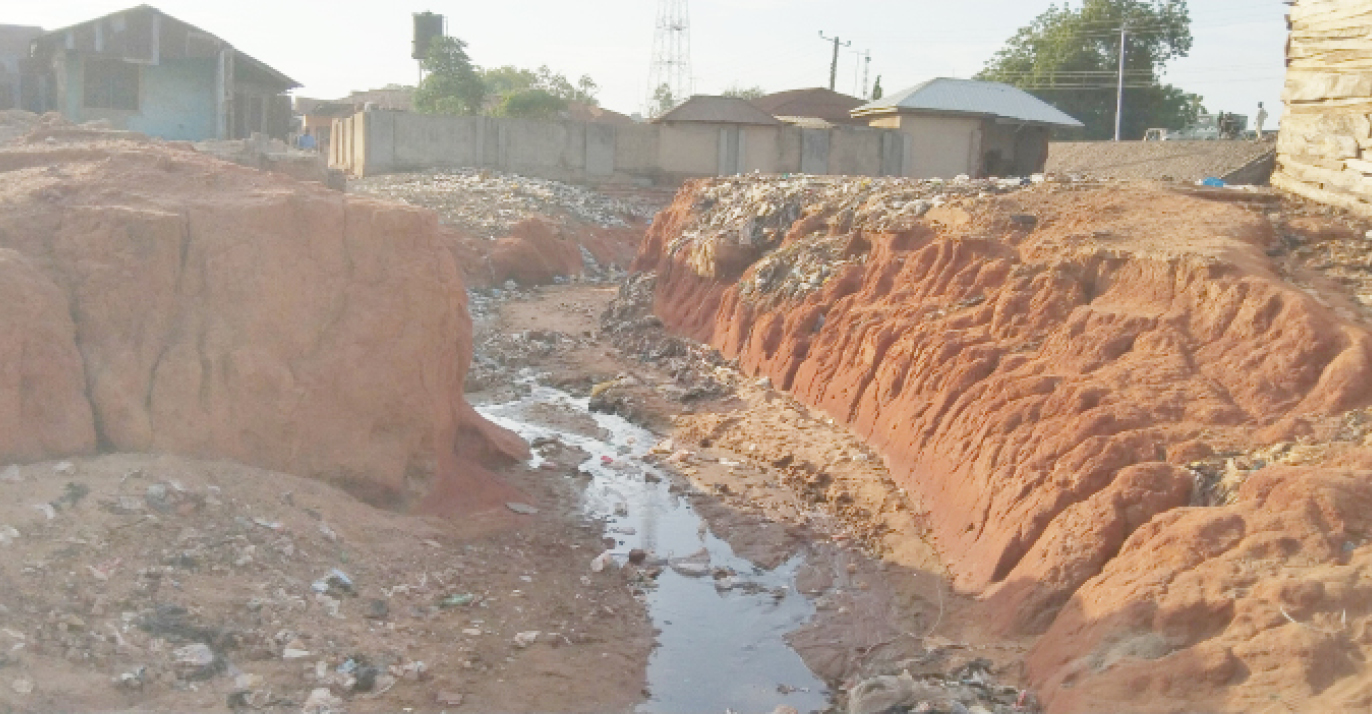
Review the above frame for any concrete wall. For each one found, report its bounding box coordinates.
[333,110,911,185]
[899,114,983,179]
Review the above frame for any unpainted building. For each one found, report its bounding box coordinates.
[27,5,299,141]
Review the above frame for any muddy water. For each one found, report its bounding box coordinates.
[478,382,830,714]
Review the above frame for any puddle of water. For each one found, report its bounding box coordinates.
[479,383,830,714]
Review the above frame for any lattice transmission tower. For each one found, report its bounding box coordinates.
[646,0,692,116]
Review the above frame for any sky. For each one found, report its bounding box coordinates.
[8,0,1289,122]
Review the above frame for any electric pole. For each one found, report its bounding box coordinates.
[1115,24,1128,141]
[819,32,851,92]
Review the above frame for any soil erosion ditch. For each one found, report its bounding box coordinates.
[633,175,1372,713]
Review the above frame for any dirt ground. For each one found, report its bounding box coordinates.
[0,451,652,714]
[0,280,1035,714]
[470,283,1038,711]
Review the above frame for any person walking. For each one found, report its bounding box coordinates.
[1256,102,1270,140]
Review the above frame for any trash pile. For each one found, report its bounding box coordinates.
[601,273,737,403]
[667,174,1052,303]
[844,657,1038,714]
[350,170,659,238]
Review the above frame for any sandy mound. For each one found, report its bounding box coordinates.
[634,176,1372,712]
[0,132,524,510]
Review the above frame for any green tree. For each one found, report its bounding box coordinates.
[976,0,1202,140]
[479,65,599,112]
[414,37,485,115]
[480,66,539,98]
[871,76,883,101]
[493,88,569,119]
[722,85,767,100]
[649,84,676,117]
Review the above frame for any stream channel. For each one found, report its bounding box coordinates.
[478,380,832,713]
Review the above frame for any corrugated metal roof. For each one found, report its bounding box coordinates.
[655,96,783,126]
[853,77,1084,128]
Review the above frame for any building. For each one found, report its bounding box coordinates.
[852,77,1084,179]
[751,87,865,127]
[28,5,299,141]
[654,95,785,177]
[1272,0,1372,217]
[0,25,42,110]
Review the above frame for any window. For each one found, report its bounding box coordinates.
[83,59,139,111]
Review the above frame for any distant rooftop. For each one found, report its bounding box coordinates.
[655,95,783,126]
[853,77,1083,128]
[751,87,865,125]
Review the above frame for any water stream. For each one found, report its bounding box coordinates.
[478,382,831,714]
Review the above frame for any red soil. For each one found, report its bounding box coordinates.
[635,180,1372,712]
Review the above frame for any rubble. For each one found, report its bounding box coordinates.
[349,169,658,238]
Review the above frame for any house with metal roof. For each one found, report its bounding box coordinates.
[852,77,1084,179]
[28,5,299,141]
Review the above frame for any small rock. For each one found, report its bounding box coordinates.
[506,502,539,515]
[756,376,772,389]
[364,599,389,619]
[628,548,648,565]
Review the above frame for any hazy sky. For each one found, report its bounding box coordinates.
[9,0,1289,121]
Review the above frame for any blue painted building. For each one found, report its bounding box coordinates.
[29,5,299,141]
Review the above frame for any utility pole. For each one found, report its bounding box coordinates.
[1114,24,1128,141]
[863,53,872,99]
[819,32,851,92]
[849,49,871,98]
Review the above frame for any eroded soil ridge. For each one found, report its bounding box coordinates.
[634,175,1372,712]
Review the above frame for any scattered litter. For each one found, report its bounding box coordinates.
[350,169,656,238]
[590,550,616,573]
[301,687,345,714]
[10,677,33,694]
[506,502,539,515]
[32,503,55,521]
[311,569,355,596]
[513,631,541,648]
[0,526,18,546]
[53,461,75,475]
[438,593,475,609]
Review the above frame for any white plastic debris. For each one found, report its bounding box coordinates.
[589,550,616,573]
[513,631,541,648]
